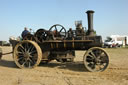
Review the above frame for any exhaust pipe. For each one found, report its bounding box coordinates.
[86,10,95,36]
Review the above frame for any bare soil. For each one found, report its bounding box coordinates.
[0,46,128,85]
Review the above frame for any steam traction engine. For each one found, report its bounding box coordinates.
[12,10,109,72]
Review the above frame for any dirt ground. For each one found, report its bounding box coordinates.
[0,46,128,85]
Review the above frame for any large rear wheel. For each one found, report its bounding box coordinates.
[13,40,42,68]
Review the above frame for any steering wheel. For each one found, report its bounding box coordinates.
[34,29,48,43]
[49,24,66,37]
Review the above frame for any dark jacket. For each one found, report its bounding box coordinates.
[21,30,29,38]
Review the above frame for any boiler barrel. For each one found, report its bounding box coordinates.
[40,36,102,51]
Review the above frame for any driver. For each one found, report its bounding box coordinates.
[21,27,30,38]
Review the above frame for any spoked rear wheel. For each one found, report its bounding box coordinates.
[13,40,42,68]
[83,47,109,72]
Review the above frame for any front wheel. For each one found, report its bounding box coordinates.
[83,47,109,72]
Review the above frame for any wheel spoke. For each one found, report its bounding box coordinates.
[30,50,37,55]
[24,61,29,67]
[86,57,93,61]
[30,45,35,52]
[21,62,26,67]
[29,58,35,64]
[31,58,36,64]
[60,27,63,32]
[88,62,95,69]
[17,51,23,54]
[100,54,108,63]
[18,45,25,53]
[17,54,24,57]
[96,51,103,58]
[18,57,24,61]
[90,51,96,58]
[28,62,31,68]
[88,54,94,58]
[19,44,24,50]
[28,44,32,52]
[25,42,29,51]
[55,26,57,30]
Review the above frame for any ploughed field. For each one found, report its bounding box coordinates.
[0,46,128,85]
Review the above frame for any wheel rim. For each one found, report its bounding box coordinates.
[83,47,109,72]
[13,40,42,68]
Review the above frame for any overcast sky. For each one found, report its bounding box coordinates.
[0,0,128,41]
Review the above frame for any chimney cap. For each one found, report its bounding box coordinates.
[86,10,95,13]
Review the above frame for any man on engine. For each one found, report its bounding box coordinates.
[21,27,29,38]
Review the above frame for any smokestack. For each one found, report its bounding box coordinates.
[86,10,95,36]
